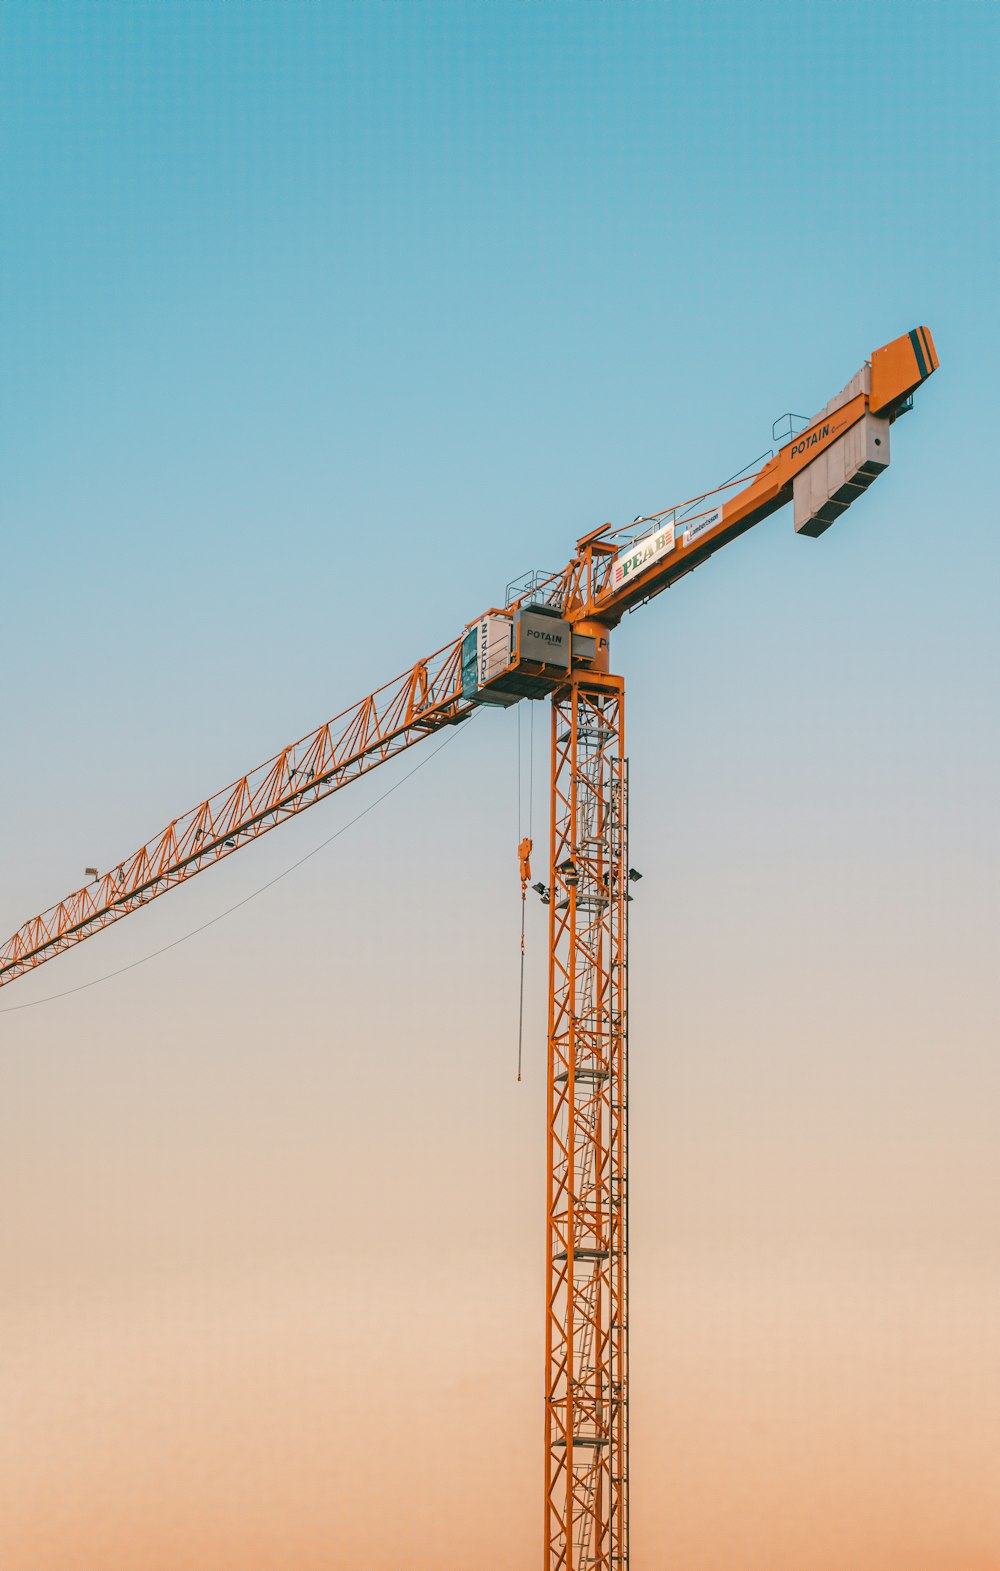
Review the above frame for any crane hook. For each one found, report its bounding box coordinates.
[516,836,533,1083]
[518,836,533,898]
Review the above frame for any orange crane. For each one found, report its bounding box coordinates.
[1,327,939,1570]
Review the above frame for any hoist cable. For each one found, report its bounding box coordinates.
[528,701,534,837]
[517,894,526,1083]
[516,703,529,1082]
[515,701,539,1082]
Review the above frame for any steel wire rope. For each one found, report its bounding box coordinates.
[516,704,526,1081]
[515,700,538,1083]
[0,714,479,1016]
[517,703,522,842]
[529,700,535,839]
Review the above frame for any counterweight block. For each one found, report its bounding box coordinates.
[794,412,890,538]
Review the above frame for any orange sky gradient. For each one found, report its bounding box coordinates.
[3,2,999,1566]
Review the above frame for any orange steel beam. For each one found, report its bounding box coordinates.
[545,662,628,1571]
[0,637,469,986]
[547,325,940,627]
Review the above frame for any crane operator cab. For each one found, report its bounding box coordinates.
[461,604,596,706]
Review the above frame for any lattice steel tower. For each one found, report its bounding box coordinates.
[545,663,629,1570]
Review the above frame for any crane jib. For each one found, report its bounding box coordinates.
[3,325,937,991]
[789,421,831,457]
[0,688,468,981]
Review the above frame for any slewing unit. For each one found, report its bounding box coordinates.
[461,605,599,706]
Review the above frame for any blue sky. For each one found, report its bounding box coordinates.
[2,0,996,919]
[1,5,998,1566]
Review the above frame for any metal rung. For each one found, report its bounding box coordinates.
[557,726,616,745]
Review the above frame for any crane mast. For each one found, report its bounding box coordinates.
[0,328,939,1571]
[546,657,629,1568]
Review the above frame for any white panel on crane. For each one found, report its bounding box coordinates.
[794,412,890,538]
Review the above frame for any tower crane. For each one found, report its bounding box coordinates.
[1,326,939,1570]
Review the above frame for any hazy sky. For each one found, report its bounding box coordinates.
[2,2,998,1567]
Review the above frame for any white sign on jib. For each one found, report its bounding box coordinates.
[611,521,675,592]
[682,505,723,548]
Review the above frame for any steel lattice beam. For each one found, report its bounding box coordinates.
[0,638,469,985]
[546,670,628,1571]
